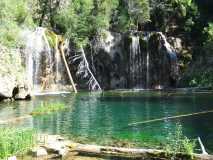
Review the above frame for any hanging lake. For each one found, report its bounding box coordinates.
[0,91,213,153]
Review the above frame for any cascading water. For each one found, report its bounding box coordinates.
[129,36,143,88]
[144,33,150,89]
[158,32,179,83]
[84,30,179,90]
[128,32,179,89]
[22,27,70,93]
[55,37,63,84]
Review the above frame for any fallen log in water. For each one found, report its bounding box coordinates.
[71,143,213,160]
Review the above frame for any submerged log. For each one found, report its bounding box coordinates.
[128,110,213,126]
[71,143,213,160]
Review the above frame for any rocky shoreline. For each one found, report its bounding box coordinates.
[7,134,213,160]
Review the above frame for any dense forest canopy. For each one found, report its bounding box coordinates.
[0,0,213,87]
[0,0,212,46]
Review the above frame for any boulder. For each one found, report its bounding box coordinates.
[0,75,16,99]
[0,45,31,101]
[38,134,71,157]
[31,147,48,157]
[13,82,31,100]
[58,147,69,157]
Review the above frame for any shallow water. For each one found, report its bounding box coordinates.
[0,91,213,153]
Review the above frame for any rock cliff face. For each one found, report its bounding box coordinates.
[90,31,180,90]
[0,45,30,101]
[0,29,182,97]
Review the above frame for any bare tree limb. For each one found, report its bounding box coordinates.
[72,46,102,91]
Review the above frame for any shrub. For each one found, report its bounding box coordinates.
[164,124,196,159]
[203,23,213,56]
[0,127,36,159]
[0,0,35,48]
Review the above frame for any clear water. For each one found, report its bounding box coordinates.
[0,91,213,153]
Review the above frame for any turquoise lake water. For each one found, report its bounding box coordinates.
[0,91,213,153]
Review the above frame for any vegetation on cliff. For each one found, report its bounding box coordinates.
[0,0,35,48]
[0,0,213,88]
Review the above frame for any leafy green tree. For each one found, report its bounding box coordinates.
[92,0,119,33]
[112,1,130,32]
[54,0,94,47]
[203,23,213,55]
[127,0,150,29]
[54,0,119,46]
[0,0,34,48]
[149,0,172,31]
[204,23,213,41]
[149,0,199,32]
[32,0,64,27]
[112,0,150,32]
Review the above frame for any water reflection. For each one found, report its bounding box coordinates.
[0,92,213,152]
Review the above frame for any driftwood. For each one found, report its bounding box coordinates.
[198,137,208,155]
[59,42,78,93]
[71,143,213,160]
[128,110,213,126]
[72,46,102,91]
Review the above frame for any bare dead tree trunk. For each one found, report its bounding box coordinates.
[59,42,78,93]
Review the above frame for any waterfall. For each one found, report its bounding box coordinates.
[144,33,150,89]
[22,27,70,93]
[101,31,114,54]
[75,30,179,90]
[146,48,150,89]
[158,32,177,60]
[23,28,47,89]
[129,36,142,88]
[128,32,179,89]
[158,32,179,83]
[55,36,63,84]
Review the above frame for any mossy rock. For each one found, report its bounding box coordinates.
[44,29,65,49]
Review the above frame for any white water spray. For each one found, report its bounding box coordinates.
[22,27,69,93]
